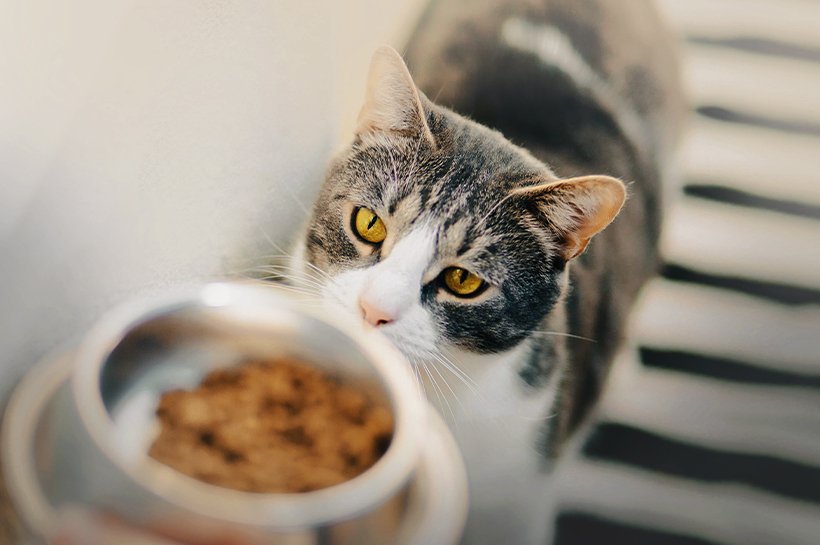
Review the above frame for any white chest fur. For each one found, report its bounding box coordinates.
[420,344,561,545]
[291,233,561,544]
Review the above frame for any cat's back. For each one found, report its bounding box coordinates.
[405,0,686,177]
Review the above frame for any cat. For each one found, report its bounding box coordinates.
[287,1,685,543]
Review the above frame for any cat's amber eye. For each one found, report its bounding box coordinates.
[353,207,387,244]
[442,267,485,297]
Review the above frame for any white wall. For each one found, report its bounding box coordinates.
[0,0,427,399]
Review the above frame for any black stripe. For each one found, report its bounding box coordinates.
[662,263,820,306]
[687,35,820,63]
[554,512,722,545]
[684,183,820,221]
[640,347,820,389]
[697,105,820,137]
[583,422,820,504]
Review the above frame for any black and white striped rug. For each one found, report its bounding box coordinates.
[550,1,820,544]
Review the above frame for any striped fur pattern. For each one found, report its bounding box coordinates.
[292,2,683,544]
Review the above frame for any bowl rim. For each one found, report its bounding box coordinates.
[1,353,468,545]
[1,346,75,534]
[71,281,426,528]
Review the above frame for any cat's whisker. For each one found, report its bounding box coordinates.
[520,411,558,422]
[257,236,336,287]
[251,281,324,301]
[400,344,465,426]
[293,266,332,291]
[250,267,325,291]
[256,225,292,260]
[247,277,322,296]
[495,325,598,344]
[252,251,290,260]
[435,351,491,408]
[529,330,598,343]
[246,257,293,273]
[420,360,456,425]
[231,265,275,279]
[301,259,336,283]
[438,351,476,386]
[432,351,478,394]
[406,352,427,401]
[281,184,311,216]
[404,349,427,396]
[249,263,302,275]
[262,278,325,297]
[247,230,328,286]
[253,265,327,291]
[427,356,466,417]
[263,235,291,257]
[230,254,293,271]
[262,250,337,285]
[249,253,335,290]
[438,349,479,389]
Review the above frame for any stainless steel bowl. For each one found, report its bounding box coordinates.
[2,282,468,544]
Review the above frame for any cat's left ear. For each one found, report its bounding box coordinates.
[513,175,626,261]
[355,46,437,148]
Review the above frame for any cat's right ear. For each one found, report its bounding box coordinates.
[355,46,437,149]
[512,175,626,261]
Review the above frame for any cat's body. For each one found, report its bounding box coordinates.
[290,1,684,543]
[405,0,686,443]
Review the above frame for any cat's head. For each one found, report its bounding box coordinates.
[296,47,624,361]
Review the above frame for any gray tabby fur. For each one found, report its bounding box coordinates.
[290,1,685,543]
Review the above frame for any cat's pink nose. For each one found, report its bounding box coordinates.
[359,297,394,327]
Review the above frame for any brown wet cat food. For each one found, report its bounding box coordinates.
[148,359,394,493]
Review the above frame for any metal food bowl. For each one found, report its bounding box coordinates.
[2,282,468,544]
